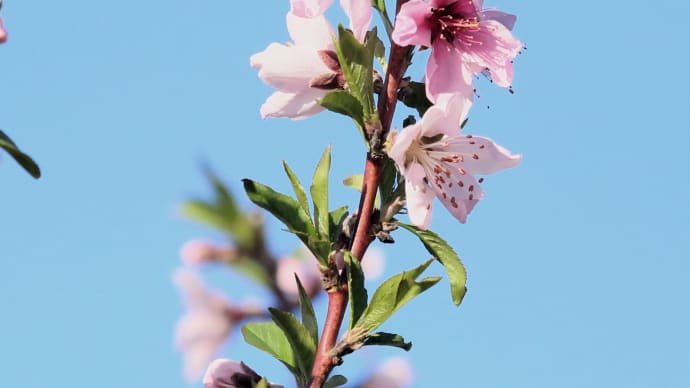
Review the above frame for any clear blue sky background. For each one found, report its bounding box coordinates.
[2,1,689,387]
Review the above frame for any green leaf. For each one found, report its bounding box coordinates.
[242,179,316,242]
[379,157,402,208]
[269,308,317,382]
[0,130,41,179]
[342,173,364,192]
[329,206,349,243]
[335,25,375,120]
[311,146,331,240]
[397,222,467,306]
[355,259,440,334]
[242,321,298,375]
[320,90,365,132]
[400,81,433,117]
[323,375,348,388]
[363,332,412,351]
[344,251,367,329]
[254,378,269,388]
[295,275,319,345]
[306,235,331,266]
[283,161,312,221]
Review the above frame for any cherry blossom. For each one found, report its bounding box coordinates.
[203,359,283,388]
[387,94,520,228]
[0,18,6,44]
[250,13,340,120]
[392,0,522,102]
[275,253,323,300]
[179,239,237,266]
[173,269,261,381]
[290,0,372,42]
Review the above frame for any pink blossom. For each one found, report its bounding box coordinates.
[387,94,520,228]
[392,0,522,102]
[361,247,385,280]
[276,253,322,300]
[250,13,339,120]
[179,240,237,265]
[290,0,333,18]
[290,0,372,42]
[362,357,414,388]
[0,17,7,44]
[203,359,283,388]
[173,269,239,381]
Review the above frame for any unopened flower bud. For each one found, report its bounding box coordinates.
[276,256,321,300]
[204,359,282,388]
[180,240,236,265]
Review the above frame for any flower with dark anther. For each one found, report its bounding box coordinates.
[392,0,522,102]
[173,269,263,381]
[387,93,520,228]
[204,359,283,388]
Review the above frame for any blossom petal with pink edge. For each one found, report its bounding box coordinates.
[286,13,335,49]
[420,93,472,136]
[462,19,522,87]
[391,0,433,47]
[404,163,435,229]
[290,0,333,18]
[251,43,330,92]
[426,42,475,102]
[482,9,517,30]
[259,89,328,120]
[340,0,372,42]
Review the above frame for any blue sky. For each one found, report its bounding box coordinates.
[2,1,690,387]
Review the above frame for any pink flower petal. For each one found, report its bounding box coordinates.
[463,19,522,87]
[391,0,433,47]
[420,93,472,136]
[251,43,329,92]
[404,163,435,229]
[426,43,475,103]
[482,9,517,30]
[260,89,327,120]
[447,135,521,175]
[0,18,7,44]
[290,0,334,18]
[340,0,372,42]
[287,13,335,50]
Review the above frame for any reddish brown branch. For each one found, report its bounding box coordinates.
[308,2,411,386]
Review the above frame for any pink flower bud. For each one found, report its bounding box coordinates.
[0,18,8,44]
[363,357,414,388]
[276,256,321,300]
[361,247,385,280]
[204,359,282,388]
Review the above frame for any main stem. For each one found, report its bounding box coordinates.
[309,3,410,386]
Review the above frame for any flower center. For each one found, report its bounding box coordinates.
[309,50,346,90]
[429,2,480,44]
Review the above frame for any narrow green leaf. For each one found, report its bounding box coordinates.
[0,130,41,178]
[242,179,315,241]
[206,169,255,246]
[345,251,367,329]
[355,259,440,334]
[363,332,412,351]
[295,275,319,345]
[311,146,331,240]
[379,157,402,207]
[323,375,348,388]
[397,222,467,306]
[335,25,375,119]
[269,308,317,382]
[342,174,364,192]
[283,161,312,221]
[306,235,331,266]
[241,322,298,375]
[328,205,349,243]
[254,378,269,388]
[320,90,365,131]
